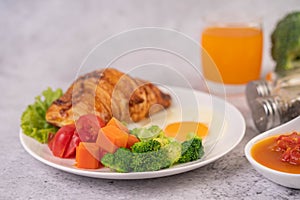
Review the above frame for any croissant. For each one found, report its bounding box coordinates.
[46,68,171,127]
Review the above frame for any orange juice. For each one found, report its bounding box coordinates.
[201,27,263,84]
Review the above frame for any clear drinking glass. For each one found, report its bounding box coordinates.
[201,15,263,94]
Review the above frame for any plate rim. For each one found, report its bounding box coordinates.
[20,87,246,179]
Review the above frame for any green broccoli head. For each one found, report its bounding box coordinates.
[101,148,133,173]
[131,150,172,172]
[178,136,204,164]
[130,125,165,141]
[162,141,182,165]
[101,131,205,172]
[131,139,161,153]
[271,11,300,72]
[130,139,181,172]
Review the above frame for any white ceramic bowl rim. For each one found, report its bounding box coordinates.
[245,116,300,177]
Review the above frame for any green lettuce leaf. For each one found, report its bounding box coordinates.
[21,87,63,143]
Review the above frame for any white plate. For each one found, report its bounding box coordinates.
[20,87,245,179]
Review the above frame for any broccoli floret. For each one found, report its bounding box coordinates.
[131,150,172,172]
[163,141,182,164]
[271,12,300,72]
[130,139,181,172]
[131,140,161,153]
[130,125,165,141]
[101,148,133,172]
[153,136,174,146]
[178,136,204,164]
[101,139,181,173]
[101,131,205,172]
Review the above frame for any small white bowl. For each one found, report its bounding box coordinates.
[245,116,300,189]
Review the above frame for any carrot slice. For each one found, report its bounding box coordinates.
[126,134,140,149]
[75,142,100,169]
[96,125,129,152]
[96,129,118,153]
[106,117,129,133]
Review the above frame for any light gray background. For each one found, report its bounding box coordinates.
[1,0,300,199]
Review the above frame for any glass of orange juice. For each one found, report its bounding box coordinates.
[201,16,263,94]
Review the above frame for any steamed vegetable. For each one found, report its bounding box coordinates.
[21,87,63,143]
[130,125,165,141]
[95,118,140,154]
[98,117,140,152]
[101,148,133,172]
[272,11,300,72]
[96,125,129,152]
[178,134,204,163]
[76,142,101,169]
[100,143,176,173]
[126,134,140,149]
[131,139,162,153]
[101,125,204,172]
[106,117,129,133]
[131,141,182,172]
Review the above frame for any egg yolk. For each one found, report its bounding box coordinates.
[164,122,208,142]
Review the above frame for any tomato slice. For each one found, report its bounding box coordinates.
[75,114,106,142]
[47,132,55,151]
[63,131,81,158]
[51,124,76,158]
[48,114,105,158]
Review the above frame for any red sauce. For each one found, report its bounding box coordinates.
[251,132,300,174]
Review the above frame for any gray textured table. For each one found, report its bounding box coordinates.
[1,1,300,199]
